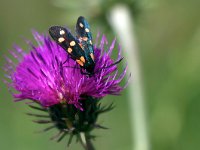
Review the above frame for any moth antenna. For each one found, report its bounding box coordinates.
[95,57,124,74]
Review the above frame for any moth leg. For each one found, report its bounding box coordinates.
[62,59,68,65]
[80,68,92,78]
[80,68,85,74]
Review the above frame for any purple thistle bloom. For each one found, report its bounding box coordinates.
[5,31,127,110]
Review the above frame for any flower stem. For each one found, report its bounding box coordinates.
[79,132,95,150]
[108,5,149,150]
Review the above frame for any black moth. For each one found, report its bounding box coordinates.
[49,16,122,77]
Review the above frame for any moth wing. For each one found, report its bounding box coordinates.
[49,26,85,61]
[76,16,94,58]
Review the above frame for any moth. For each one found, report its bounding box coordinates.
[49,16,122,76]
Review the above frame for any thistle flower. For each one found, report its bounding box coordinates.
[4,31,128,149]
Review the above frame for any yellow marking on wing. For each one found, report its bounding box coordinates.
[82,37,88,41]
[90,53,95,61]
[85,28,89,32]
[79,23,84,28]
[80,56,86,63]
[76,59,84,66]
[60,30,65,35]
[67,47,72,53]
[70,41,76,46]
[58,37,65,43]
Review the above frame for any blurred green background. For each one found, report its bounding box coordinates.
[1,0,200,150]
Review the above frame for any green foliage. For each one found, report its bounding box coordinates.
[1,0,200,150]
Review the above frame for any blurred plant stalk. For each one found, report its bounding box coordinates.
[108,5,149,150]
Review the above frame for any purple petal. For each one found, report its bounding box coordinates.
[4,31,128,109]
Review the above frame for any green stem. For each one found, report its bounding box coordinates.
[79,132,95,150]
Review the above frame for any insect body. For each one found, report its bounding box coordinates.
[49,16,95,76]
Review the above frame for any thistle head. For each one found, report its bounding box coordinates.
[4,29,128,145]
